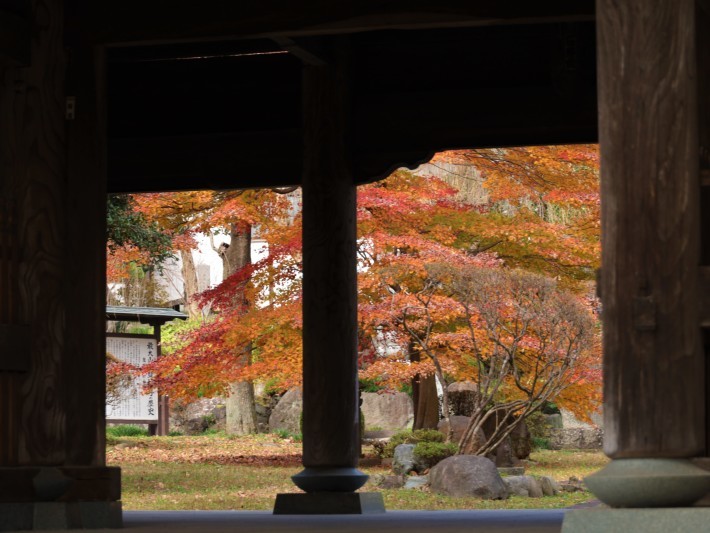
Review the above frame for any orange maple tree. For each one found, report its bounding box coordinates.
[140,146,602,438]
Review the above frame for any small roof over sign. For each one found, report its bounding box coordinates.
[106,306,188,326]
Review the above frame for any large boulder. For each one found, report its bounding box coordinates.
[361,391,413,431]
[437,416,486,454]
[169,398,226,435]
[447,381,479,416]
[268,387,302,434]
[429,455,508,499]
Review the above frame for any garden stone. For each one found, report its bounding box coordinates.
[429,455,508,499]
[371,474,405,489]
[170,397,227,435]
[487,436,516,467]
[268,387,302,434]
[404,475,429,490]
[393,444,416,475]
[447,381,478,416]
[503,476,543,498]
[539,476,560,496]
[437,416,486,454]
[361,392,413,431]
[503,476,531,497]
[509,419,532,460]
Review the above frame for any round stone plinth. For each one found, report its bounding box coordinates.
[585,458,710,508]
[292,467,369,493]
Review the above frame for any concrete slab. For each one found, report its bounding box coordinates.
[563,507,710,533]
[35,509,566,533]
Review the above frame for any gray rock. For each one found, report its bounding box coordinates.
[525,476,543,498]
[447,381,479,416]
[503,476,530,497]
[539,476,560,496]
[169,397,227,435]
[404,475,429,490]
[502,476,543,498]
[487,435,516,468]
[393,444,416,475]
[268,388,302,434]
[509,419,532,460]
[549,427,603,450]
[361,392,413,431]
[429,455,508,499]
[371,474,405,489]
[437,416,486,454]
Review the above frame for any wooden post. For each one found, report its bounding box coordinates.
[597,0,703,461]
[0,3,121,527]
[566,0,710,517]
[293,40,365,492]
[275,38,383,514]
[154,323,169,436]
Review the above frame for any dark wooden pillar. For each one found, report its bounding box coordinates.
[0,3,120,528]
[575,0,710,514]
[597,0,703,461]
[293,40,365,492]
[276,39,383,514]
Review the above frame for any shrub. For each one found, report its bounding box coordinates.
[381,428,446,458]
[413,441,457,469]
[532,436,552,450]
[106,424,148,438]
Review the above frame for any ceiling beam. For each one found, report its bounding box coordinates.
[66,0,594,46]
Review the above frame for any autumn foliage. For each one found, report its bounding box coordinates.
[132,146,601,431]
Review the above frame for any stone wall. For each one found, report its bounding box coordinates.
[548,409,603,450]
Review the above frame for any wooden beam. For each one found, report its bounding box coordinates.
[272,37,328,66]
[107,130,303,193]
[67,0,594,46]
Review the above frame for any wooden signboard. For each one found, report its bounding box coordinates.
[106,334,159,423]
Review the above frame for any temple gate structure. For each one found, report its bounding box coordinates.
[0,0,709,530]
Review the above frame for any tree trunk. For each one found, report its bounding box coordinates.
[180,249,201,319]
[222,223,258,435]
[413,373,439,430]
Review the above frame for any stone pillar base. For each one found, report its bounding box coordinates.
[584,459,710,508]
[273,492,385,515]
[0,501,122,531]
[563,508,710,532]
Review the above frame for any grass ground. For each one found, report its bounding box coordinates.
[107,433,608,511]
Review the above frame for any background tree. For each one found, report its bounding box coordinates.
[134,189,294,434]
[361,265,600,455]
[143,146,602,443]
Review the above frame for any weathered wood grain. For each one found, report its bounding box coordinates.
[0,0,68,466]
[597,0,704,457]
[63,43,107,466]
[300,39,360,469]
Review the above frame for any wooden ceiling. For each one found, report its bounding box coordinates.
[63,0,598,192]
